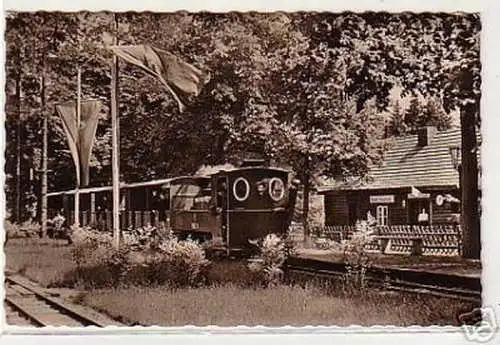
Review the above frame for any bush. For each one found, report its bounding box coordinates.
[68,226,210,288]
[248,233,294,287]
[154,236,210,287]
[69,227,131,288]
[70,226,114,266]
[4,219,19,242]
[122,224,166,251]
[341,220,376,291]
[5,219,41,241]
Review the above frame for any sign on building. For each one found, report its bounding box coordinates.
[369,195,395,204]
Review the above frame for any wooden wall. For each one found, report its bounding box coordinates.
[324,194,348,225]
[323,187,460,226]
[354,190,407,225]
[429,190,461,224]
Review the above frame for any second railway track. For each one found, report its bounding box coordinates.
[285,257,481,303]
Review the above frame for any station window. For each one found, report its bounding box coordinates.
[376,205,389,226]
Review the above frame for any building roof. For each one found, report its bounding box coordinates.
[318,127,481,193]
[47,178,175,197]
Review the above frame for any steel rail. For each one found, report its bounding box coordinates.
[284,257,481,303]
[5,276,105,327]
[4,296,46,327]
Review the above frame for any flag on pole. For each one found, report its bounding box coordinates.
[444,194,460,203]
[109,45,211,112]
[56,100,100,186]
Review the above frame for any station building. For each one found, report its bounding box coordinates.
[317,127,481,227]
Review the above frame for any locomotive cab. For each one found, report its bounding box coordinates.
[210,163,294,249]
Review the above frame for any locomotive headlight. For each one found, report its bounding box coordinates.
[257,182,266,195]
[268,177,285,201]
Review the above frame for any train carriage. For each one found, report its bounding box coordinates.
[168,175,219,240]
[47,179,172,232]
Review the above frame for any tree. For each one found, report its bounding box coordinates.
[301,12,480,258]
[5,12,81,227]
[403,96,453,134]
[381,14,480,259]
[403,96,423,134]
[114,13,389,235]
[263,20,387,232]
[5,13,479,257]
[386,100,406,137]
[422,97,453,131]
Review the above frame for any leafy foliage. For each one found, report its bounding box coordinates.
[69,226,209,288]
[386,100,407,137]
[248,233,295,286]
[403,96,452,134]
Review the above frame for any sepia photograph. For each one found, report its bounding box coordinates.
[2,9,487,332]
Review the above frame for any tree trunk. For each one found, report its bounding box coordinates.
[302,181,310,238]
[40,74,48,238]
[460,102,480,259]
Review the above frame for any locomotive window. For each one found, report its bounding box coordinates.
[268,177,285,201]
[233,177,250,202]
[171,184,202,211]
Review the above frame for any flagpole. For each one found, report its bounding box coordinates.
[40,73,48,238]
[15,60,22,224]
[111,13,121,249]
[74,67,81,227]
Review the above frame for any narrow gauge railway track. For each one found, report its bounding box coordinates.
[284,257,481,303]
[4,275,113,327]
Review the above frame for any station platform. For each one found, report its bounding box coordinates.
[295,248,481,279]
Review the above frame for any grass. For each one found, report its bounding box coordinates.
[5,238,479,326]
[80,284,477,326]
[5,238,76,287]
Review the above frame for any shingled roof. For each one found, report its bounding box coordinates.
[318,127,481,192]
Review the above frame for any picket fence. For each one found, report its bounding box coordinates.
[314,224,462,256]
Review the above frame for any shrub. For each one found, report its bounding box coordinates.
[155,236,210,287]
[122,224,165,251]
[69,226,132,288]
[70,226,114,267]
[341,220,376,291]
[67,225,211,288]
[248,233,294,286]
[6,219,41,239]
[126,240,210,288]
[4,219,19,243]
[106,247,133,286]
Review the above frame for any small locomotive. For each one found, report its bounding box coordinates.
[170,159,299,249]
